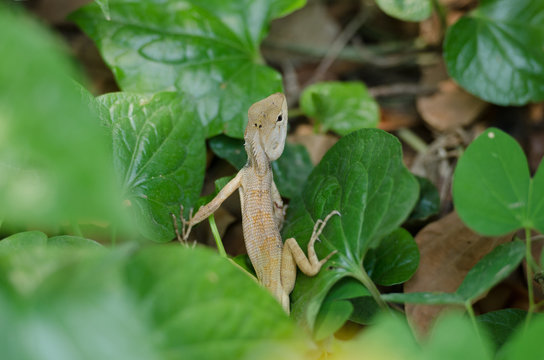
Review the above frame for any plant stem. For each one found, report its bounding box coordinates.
[353,268,390,311]
[465,301,481,339]
[208,214,227,258]
[397,128,429,154]
[525,226,535,327]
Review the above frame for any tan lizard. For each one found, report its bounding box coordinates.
[178,93,338,313]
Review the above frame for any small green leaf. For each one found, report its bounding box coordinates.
[0,231,47,250]
[408,176,440,222]
[0,9,121,227]
[209,135,313,199]
[477,309,526,350]
[47,235,102,248]
[453,128,537,235]
[456,241,525,301]
[98,92,206,242]
[382,292,465,305]
[300,82,379,136]
[284,129,418,330]
[444,0,544,105]
[364,228,419,286]
[375,0,432,21]
[71,0,305,138]
[423,313,493,360]
[498,314,544,360]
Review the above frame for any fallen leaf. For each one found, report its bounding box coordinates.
[288,124,338,165]
[404,211,512,333]
[417,80,488,132]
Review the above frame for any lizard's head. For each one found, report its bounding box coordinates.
[246,93,288,161]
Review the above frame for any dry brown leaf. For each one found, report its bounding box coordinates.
[378,107,419,132]
[288,124,338,165]
[404,211,512,333]
[417,80,488,132]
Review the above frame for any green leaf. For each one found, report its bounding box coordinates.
[408,176,440,222]
[456,240,525,301]
[0,8,121,227]
[124,246,301,359]
[71,0,305,138]
[284,128,418,330]
[423,313,493,360]
[498,314,544,360]
[47,235,102,248]
[477,309,526,350]
[453,128,542,235]
[209,135,313,199]
[349,297,381,325]
[375,0,432,22]
[97,92,206,242]
[444,0,544,105]
[364,228,419,286]
[382,292,465,305]
[300,82,379,136]
[314,278,370,340]
[0,231,47,250]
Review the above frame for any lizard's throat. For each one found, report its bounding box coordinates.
[245,135,269,174]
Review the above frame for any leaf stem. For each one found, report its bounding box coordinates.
[525,226,535,327]
[353,268,389,311]
[209,214,227,258]
[396,128,428,154]
[465,301,481,339]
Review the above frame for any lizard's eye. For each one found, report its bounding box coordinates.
[277,114,283,122]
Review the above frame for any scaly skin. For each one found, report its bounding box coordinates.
[181,93,338,313]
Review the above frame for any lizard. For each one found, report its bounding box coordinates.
[178,93,339,313]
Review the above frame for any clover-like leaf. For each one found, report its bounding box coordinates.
[0,8,121,227]
[364,228,419,286]
[71,0,305,138]
[444,0,544,105]
[283,129,418,330]
[97,92,206,242]
[209,135,313,199]
[453,128,543,235]
[300,82,379,136]
[375,0,432,22]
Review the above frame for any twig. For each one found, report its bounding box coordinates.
[397,128,429,154]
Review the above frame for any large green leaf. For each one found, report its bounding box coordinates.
[444,0,544,105]
[364,228,419,286]
[0,7,121,227]
[375,0,432,22]
[453,128,543,235]
[71,0,305,138]
[208,135,313,199]
[283,129,418,330]
[300,82,379,136]
[477,309,527,350]
[0,245,301,360]
[97,92,206,242]
[382,241,525,305]
[0,232,101,250]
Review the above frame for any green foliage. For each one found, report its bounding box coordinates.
[408,176,440,222]
[375,0,432,22]
[478,309,527,350]
[0,244,301,360]
[382,240,526,305]
[497,314,544,360]
[453,128,544,235]
[0,8,121,228]
[444,0,544,105]
[283,128,418,330]
[0,232,101,250]
[97,92,206,242]
[208,135,314,199]
[299,82,379,136]
[71,0,306,138]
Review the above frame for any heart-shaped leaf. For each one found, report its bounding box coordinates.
[453,128,543,235]
[364,228,419,286]
[97,92,206,242]
[71,0,305,138]
[382,240,525,305]
[283,128,418,330]
[444,0,544,105]
[300,82,379,136]
[208,135,313,199]
[0,9,121,227]
[375,0,432,22]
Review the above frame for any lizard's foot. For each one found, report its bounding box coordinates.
[172,205,194,246]
[308,210,340,266]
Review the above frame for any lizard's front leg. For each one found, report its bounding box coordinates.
[279,210,340,312]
